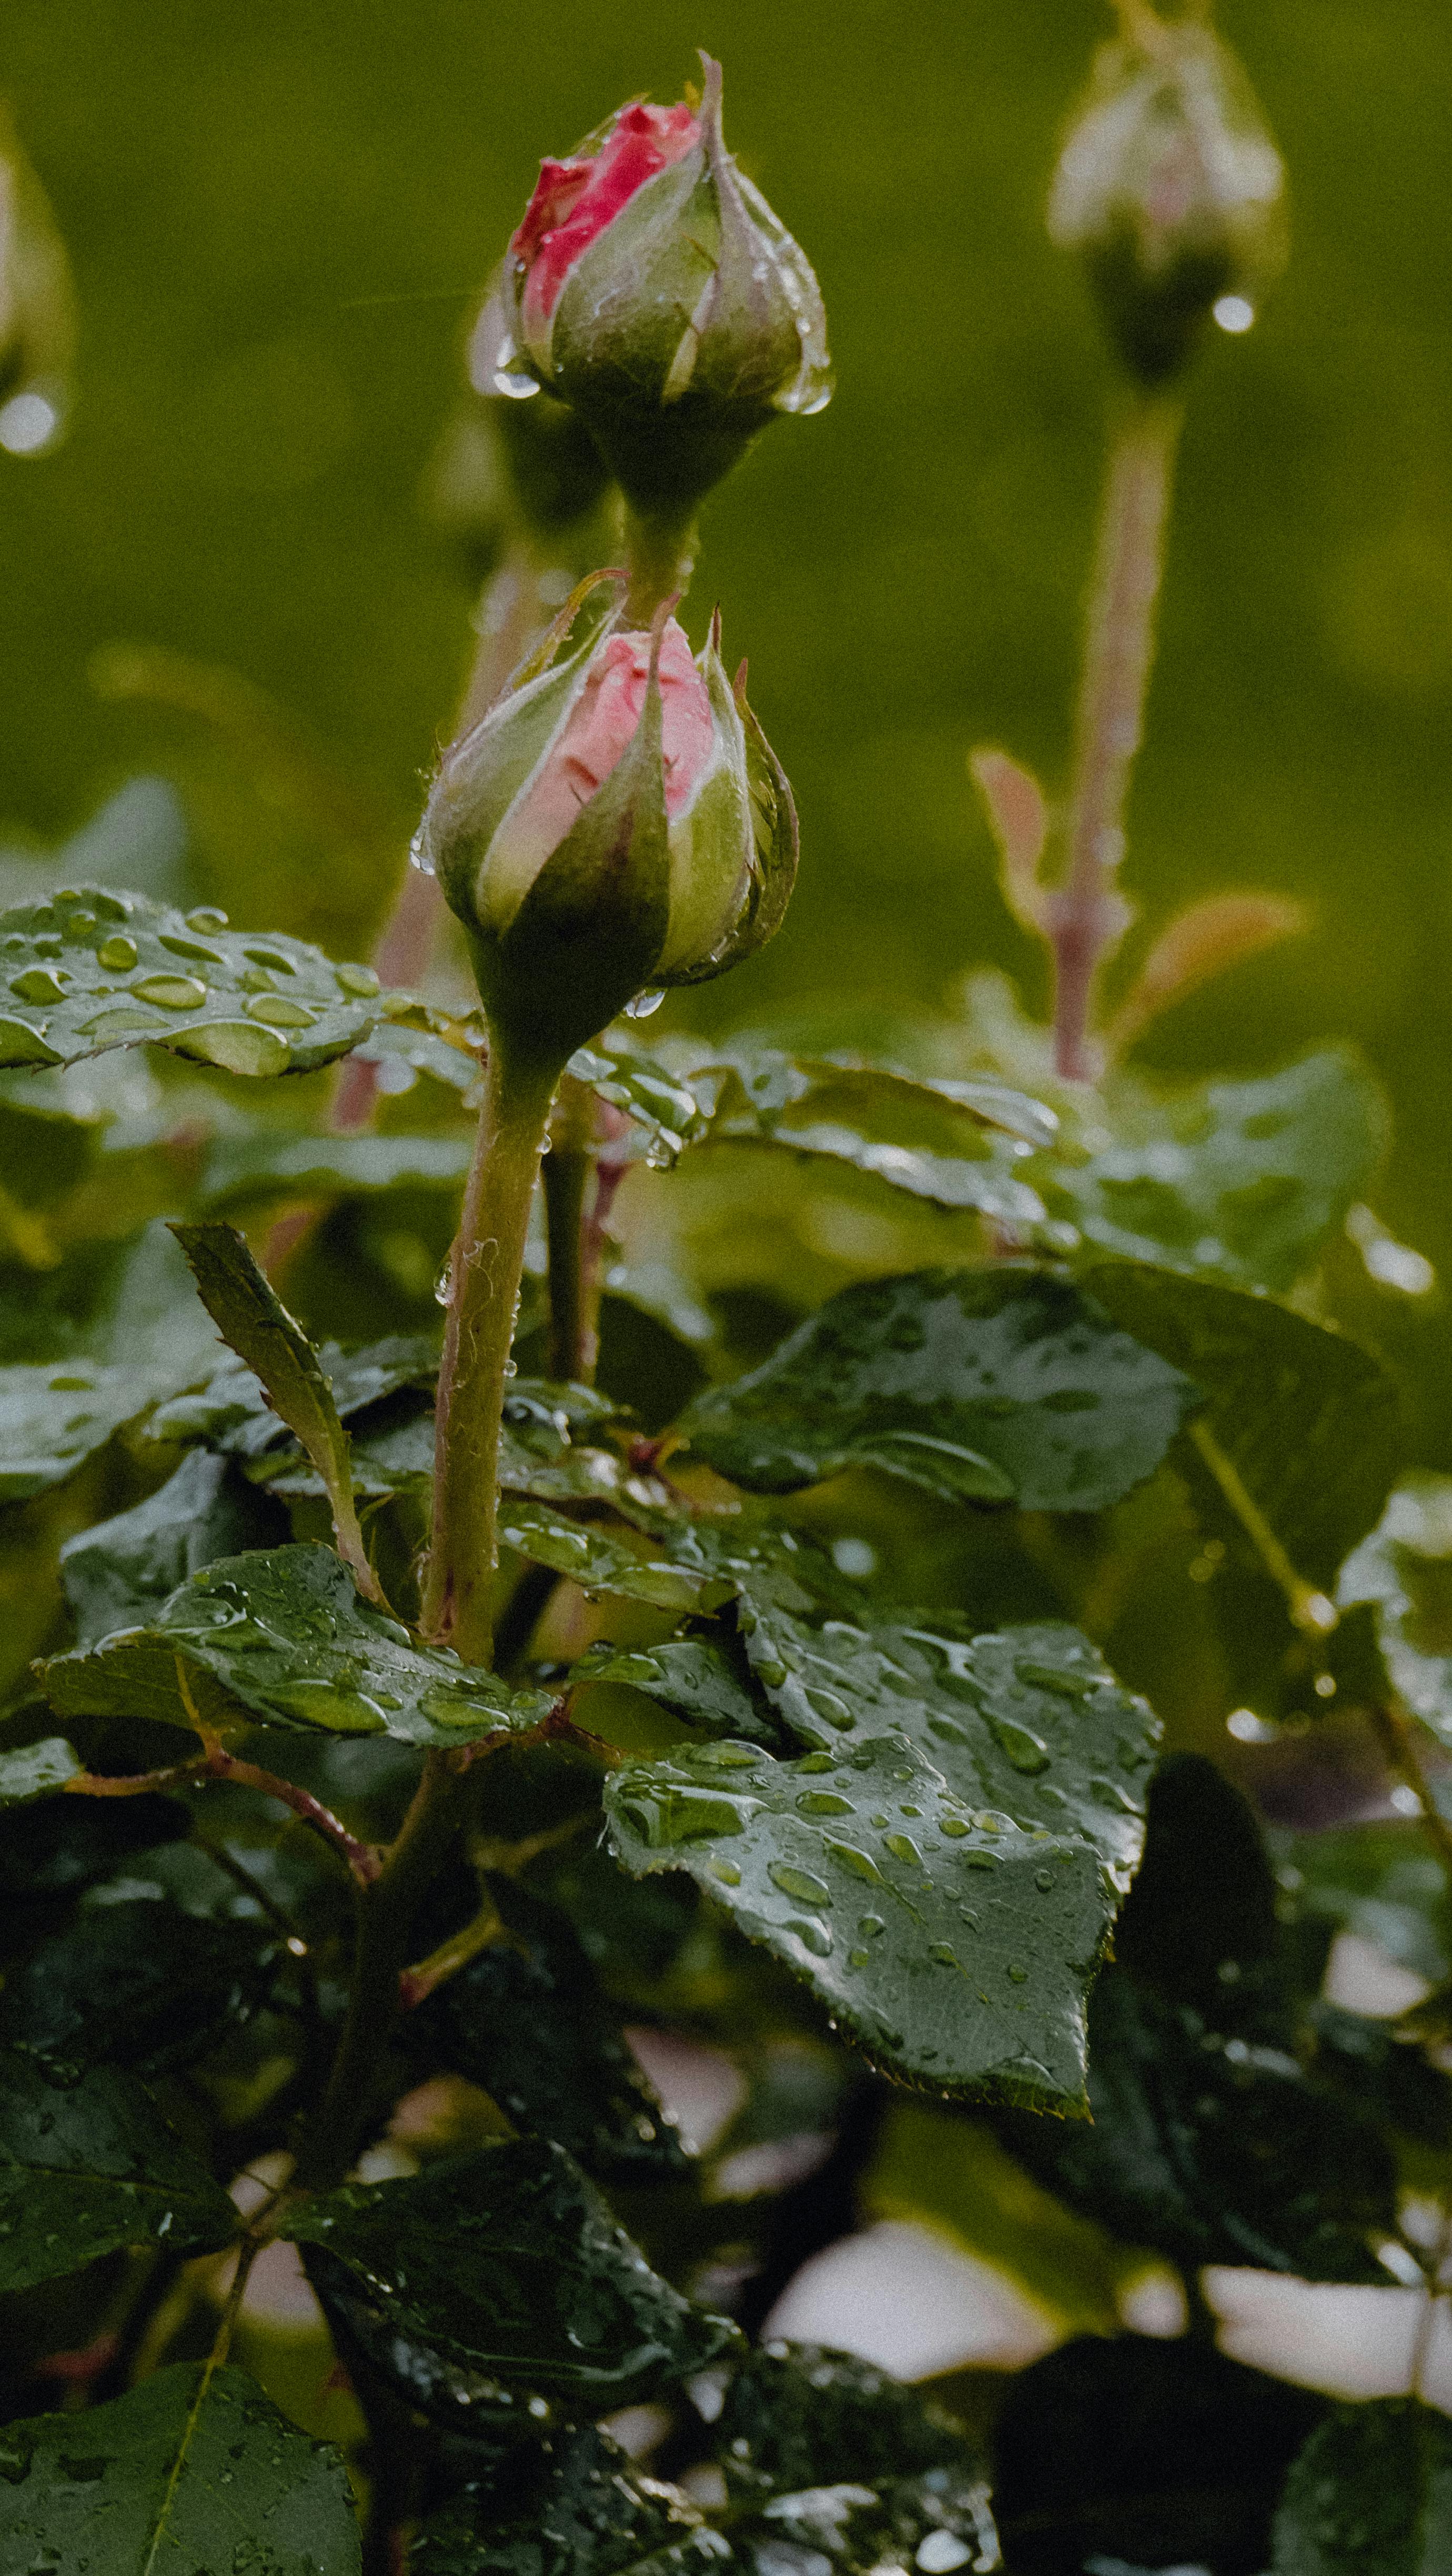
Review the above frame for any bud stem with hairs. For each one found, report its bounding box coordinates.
[1052,386,1182,1081]
[418,1039,560,1664]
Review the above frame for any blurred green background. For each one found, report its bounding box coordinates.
[1,0,1449,1417]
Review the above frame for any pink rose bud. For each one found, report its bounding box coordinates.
[417,581,797,1070]
[1050,10,1285,385]
[0,105,76,457]
[495,58,830,516]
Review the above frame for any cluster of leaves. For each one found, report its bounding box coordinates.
[0,878,1447,2574]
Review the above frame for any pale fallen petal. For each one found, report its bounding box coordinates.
[762,2217,1060,2377]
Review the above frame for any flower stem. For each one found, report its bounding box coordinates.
[1052,387,1183,1082]
[622,501,697,623]
[419,1039,559,1664]
[543,1071,594,1382]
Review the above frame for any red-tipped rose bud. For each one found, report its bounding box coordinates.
[416,582,797,1070]
[0,104,76,456]
[497,58,830,517]
[1049,8,1286,386]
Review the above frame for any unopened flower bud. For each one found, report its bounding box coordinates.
[0,105,76,456]
[1049,12,1286,386]
[499,57,830,516]
[416,582,797,1070]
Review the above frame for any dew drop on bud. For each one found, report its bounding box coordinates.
[409,824,433,876]
[625,987,666,1020]
[490,331,541,399]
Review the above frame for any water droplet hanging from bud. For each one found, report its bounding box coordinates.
[1048,7,1286,386]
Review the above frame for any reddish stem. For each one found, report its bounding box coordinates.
[67,1744,380,1884]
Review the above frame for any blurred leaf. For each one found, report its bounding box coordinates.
[0,1785,188,1899]
[283,2139,738,2424]
[1282,1820,1452,1986]
[0,2045,238,2290]
[1035,1053,1386,1293]
[568,1042,709,1164]
[0,2362,360,2574]
[0,1354,158,1500]
[407,1879,689,2184]
[969,746,1051,936]
[1106,894,1308,1056]
[149,1327,439,1457]
[1273,2402,1452,2574]
[680,1267,1197,1510]
[198,1127,472,1216]
[0,882,383,1075]
[41,1542,554,1745]
[171,1219,381,1597]
[0,1734,82,1802]
[1086,1262,1403,1588]
[606,1729,1117,2109]
[0,1894,277,2078]
[60,1446,283,1645]
[1340,1476,1452,1749]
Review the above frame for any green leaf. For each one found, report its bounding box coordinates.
[0,2361,361,2574]
[1273,2402,1452,2573]
[150,1327,440,1458]
[679,1267,1197,1511]
[411,2424,728,2576]
[568,1042,709,1164]
[281,2139,738,2424]
[711,2341,983,2498]
[1086,1262,1403,1587]
[0,1735,82,1802]
[0,1355,156,1500]
[498,1497,738,1613]
[605,1730,1116,2109]
[1033,1050,1387,1293]
[0,881,384,1075]
[1280,1818,1452,1986]
[1340,1476,1452,1749]
[731,1602,1158,1891]
[0,2046,239,2290]
[199,1127,472,1215]
[169,1220,380,1598]
[573,1634,789,1750]
[0,1894,276,2078]
[407,1880,689,2183]
[41,1543,554,1745]
[60,1447,281,1646]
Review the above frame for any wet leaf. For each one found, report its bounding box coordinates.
[282,2138,738,2424]
[498,1497,738,1614]
[148,1328,439,1458]
[1032,1051,1386,1294]
[605,1729,1118,2110]
[0,881,382,1075]
[60,1447,282,1646]
[199,1126,472,1214]
[711,2341,980,2498]
[568,1041,709,1164]
[0,1894,277,2078]
[679,1267,1197,1511]
[169,1220,379,1592]
[1340,1475,1452,1749]
[1272,2401,1452,2573]
[41,1542,554,1746]
[408,1880,690,2183]
[411,2423,729,2576]
[1086,1262,1403,1586]
[0,2045,238,2290]
[572,1634,789,1750]
[0,1734,82,1802]
[0,2361,360,2573]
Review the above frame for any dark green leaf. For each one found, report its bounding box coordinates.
[0,1735,82,1802]
[42,1542,554,1745]
[282,2139,738,2423]
[0,1355,156,1500]
[605,1729,1116,2109]
[0,2361,361,2574]
[731,1602,1158,1890]
[1280,1819,1452,1987]
[169,1220,377,1590]
[0,2046,238,2289]
[408,1881,688,2182]
[1086,1262,1403,1586]
[1033,1050,1386,1293]
[148,1328,440,1458]
[411,2424,728,2576]
[1273,2402,1452,2573]
[573,1635,789,1750]
[568,1042,709,1164]
[712,2341,978,2498]
[1340,1476,1452,1750]
[0,881,382,1075]
[498,1498,738,1614]
[679,1268,1197,1511]
[60,1447,282,1646]
[0,1787,189,1899]
[199,1127,472,1214]
[0,1894,276,2077]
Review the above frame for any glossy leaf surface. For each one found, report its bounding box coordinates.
[680,1267,1197,1510]
[0,1893,276,2077]
[0,1355,155,1500]
[60,1446,279,1646]
[1340,1475,1452,1748]
[0,2362,361,2574]
[0,2046,238,2290]
[283,2139,738,2422]
[1273,2402,1452,2574]
[42,1542,554,1744]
